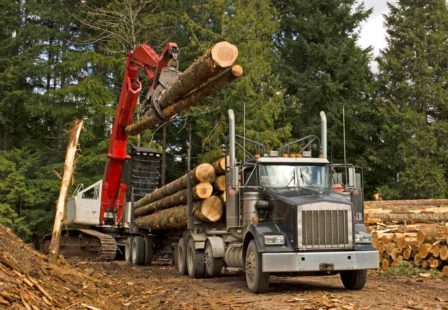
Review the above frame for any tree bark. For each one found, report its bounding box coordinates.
[126,65,243,134]
[135,205,187,231]
[416,226,447,245]
[193,196,223,223]
[48,120,83,258]
[213,156,229,175]
[134,182,213,217]
[365,212,448,224]
[134,164,215,209]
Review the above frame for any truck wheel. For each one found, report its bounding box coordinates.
[125,237,133,262]
[187,238,205,278]
[204,241,224,277]
[143,236,154,266]
[131,236,145,265]
[340,270,367,290]
[176,238,188,275]
[245,240,269,293]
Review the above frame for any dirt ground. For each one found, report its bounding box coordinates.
[71,259,448,310]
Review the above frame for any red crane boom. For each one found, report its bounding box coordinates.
[100,42,178,225]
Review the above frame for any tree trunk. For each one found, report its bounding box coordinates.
[365,212,448,224]
[134,182,213,217]
[193,196,223,223]
[439,245,448,261]
[126,65,243,134]
[48,120,83,258]
[418,243,432,258]
[213,156,229,175]
[134,164,215,209]
[417,226,447,245]
[214,175,226,192]
[135,205,187,231]
[365,199,448,209]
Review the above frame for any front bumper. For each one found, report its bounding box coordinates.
[262,250,379,273]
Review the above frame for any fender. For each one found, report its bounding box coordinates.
[243,223,294,255]
[206,236,226,258]
[190,233,207,250]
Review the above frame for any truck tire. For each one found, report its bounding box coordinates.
[125,237,133,263]
[131,236,145,265]
[187,238,205,278]
[204,241,224,277]
[340,270,367,290]
[176,237,188,275]
[245,240,269,293]
[143,236,154,266]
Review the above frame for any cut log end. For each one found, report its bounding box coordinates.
[231,64,244,77]
[194,182,213,199]
[211,42,239,68]
[195,163,216,183]
[194,196,223,222]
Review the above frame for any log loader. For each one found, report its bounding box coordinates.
[41,40,240,261]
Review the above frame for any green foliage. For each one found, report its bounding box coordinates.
[382,261,442,278]
[274,0,378,195]
[375,0,448,198]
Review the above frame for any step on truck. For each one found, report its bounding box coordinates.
[173,109,379,293]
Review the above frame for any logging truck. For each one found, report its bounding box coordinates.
[153,109,378,293]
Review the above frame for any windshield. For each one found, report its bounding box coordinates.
[259,164,330,190]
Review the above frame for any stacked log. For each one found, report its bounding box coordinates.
[133,156,229,231]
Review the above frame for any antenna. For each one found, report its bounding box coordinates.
[243,102,246,165]
[343,105,348,186]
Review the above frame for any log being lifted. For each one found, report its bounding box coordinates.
[134,163,215,209]
[126,64,243,134]
[134,182,213,217]
[126,41,240,135]
[135,195,223,230]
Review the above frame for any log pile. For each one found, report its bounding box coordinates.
[366,199,448,275]
[134,157,228,231]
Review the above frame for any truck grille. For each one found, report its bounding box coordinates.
[298,203,352,250]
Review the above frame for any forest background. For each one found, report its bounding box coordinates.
[1,0,447,241]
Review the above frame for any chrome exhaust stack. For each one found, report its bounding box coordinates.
[320,111,327,159]
[226,109,239,227]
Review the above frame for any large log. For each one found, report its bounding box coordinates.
[213,156,229,175]
[135,197,223,230]
[48,120,83,258]
[364,199,448,209]
[365,212,448,224]
[153,42,238,111]
[134,164,215,209]
[193,196,223,223]
[135,205,187,231]
[214,175,226,192]
[416,226,447,245]
[134,182,213,217]
[126,64,243,134]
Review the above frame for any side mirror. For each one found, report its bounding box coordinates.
[255,199,269,210]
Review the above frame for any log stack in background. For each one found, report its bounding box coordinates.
[134,157,228,231]
[366,199,448,275]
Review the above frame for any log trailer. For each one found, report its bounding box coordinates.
[168,110,379,293]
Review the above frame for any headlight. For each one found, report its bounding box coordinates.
[355,232,372,244]
[264,235,285,245]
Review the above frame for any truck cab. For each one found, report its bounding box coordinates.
[176,109,378,293]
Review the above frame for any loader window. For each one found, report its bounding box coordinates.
[82,185,100,200]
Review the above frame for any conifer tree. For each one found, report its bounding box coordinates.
[376,0,448,198]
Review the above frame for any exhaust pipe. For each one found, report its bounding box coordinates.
[227,109,238,227]
[320,111,327,159]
